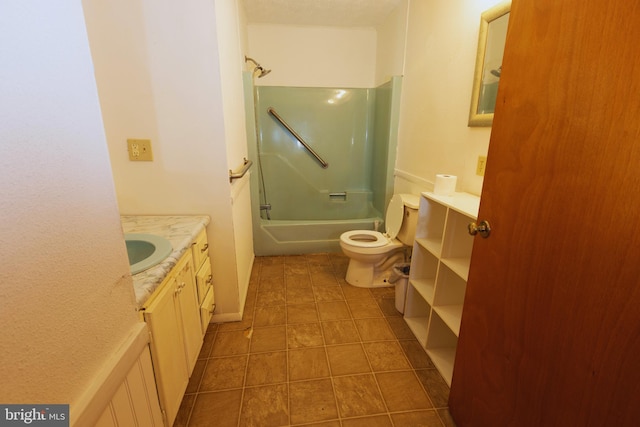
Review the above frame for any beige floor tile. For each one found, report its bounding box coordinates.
[287,303,319,323]
[199,355,247,391]
[198,330,216,359]
[306,253,332,265]
[415,369,450,408]
[353,318,395,342]
[211,330,250,357]
[311,274,340,287]
[260,263,284,277]
[183,255,455,426]
[259,275,285,292]
[376,371,432,412]
[239,384,289,427]
[245,351,287,386]
[340,284,375,300]
[286,272,313,288]
[287,322,324,348]
[375,297,402,317]
[289,379,338,424]
[174,393,195,427]
[341,414,392,427]
[217,316,253,332]
[390,410,442,427]
[347,298,384,318]
[286,286,315,304]
[369,287,395,299]
[363,341,411,372]
[256,289,285,306]
[332,374,386,418]
[189,390,242,427]
[385,316,415,340]
[289,347,330,381]
[399,340,435,369]
[250,325,286,353]
[313,285,345,301]
[253,305,286,327]
[285,254,307,264]
[186,359,206,393]
[326,344,371,376]
[322,320,360,345]
[317,301,351,321]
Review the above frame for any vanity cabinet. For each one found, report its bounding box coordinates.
[192,229,215,333]
[142,250,202,426]
[404,192,479,385]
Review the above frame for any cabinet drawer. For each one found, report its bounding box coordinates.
[195,257,212,304]
[200,286,215,333]
[192,229,209,269]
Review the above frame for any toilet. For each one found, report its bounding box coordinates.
[340,194,420,288]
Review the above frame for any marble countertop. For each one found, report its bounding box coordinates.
[121,215,210,308]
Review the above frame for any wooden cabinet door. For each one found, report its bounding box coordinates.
[144,276,188,427]
[449,0,640,425]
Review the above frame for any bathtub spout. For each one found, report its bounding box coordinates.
[260,203,271,220]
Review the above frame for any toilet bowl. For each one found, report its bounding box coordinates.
[340,194,420,288]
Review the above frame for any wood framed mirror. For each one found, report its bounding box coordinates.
[468,1,511,127]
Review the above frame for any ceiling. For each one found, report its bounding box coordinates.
[242,0,404,27]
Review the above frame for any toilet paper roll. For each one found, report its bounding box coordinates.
[433,174,457,196]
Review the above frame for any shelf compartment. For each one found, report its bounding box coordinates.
[415,237,442,258]
[414,197,447,256]
[404,284,432,346]
[410,278,435,305]
[441,209,475,265]
[433,264,467,335]
[440,256,471,281]
[425,312,458,386]
[409,246,438,304]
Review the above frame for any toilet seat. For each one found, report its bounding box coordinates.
[340,194,407,250]
[340,230,389,248]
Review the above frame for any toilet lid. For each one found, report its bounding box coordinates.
[385,195,404,239]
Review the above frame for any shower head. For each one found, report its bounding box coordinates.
[245,55,271,78]
[255,66,271,78]
[490,66,502,78]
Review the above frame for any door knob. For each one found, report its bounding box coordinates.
[468,220,491,238]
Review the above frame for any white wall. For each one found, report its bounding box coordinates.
[375,0,408,86]
[247,24,377,88]
[83,0,252,317]
[0,0,140,404]
[394,0,504,196]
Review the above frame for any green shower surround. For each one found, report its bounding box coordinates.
[244,74,402,255]
[254,81,399,221]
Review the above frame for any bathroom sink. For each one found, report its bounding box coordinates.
[125,233,173,274]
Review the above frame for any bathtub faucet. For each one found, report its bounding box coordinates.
[260,203,271,220]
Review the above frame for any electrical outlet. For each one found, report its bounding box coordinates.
[476,156,487,176]
[127,139,153,161]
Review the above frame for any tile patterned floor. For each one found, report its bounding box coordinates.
[176,253,457,427]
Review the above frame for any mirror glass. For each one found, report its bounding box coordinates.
[468,1,511,127]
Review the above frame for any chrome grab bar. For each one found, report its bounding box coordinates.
[267,107,329,169]
[229,157,253,182]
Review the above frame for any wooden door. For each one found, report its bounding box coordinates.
[449,0,640,425]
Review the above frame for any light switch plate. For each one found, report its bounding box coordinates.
[476,156,487,176]
[127,139,153,161]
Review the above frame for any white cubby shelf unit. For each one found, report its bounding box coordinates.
[404,191,480,386]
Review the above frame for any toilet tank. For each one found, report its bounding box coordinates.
[396,194,420,246]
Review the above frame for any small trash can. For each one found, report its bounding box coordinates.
[389,262,410,313]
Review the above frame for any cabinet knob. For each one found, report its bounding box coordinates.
[201,243,209,253]
[468,220,491,238]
